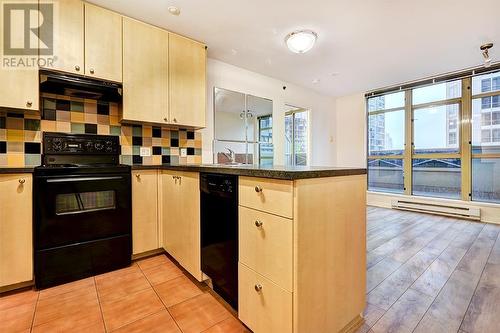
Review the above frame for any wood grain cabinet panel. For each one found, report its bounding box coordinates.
[40,0,84,74]
[122,17,169,124]
[161,171,202,281]
[238,263,292,333]
[239,177,293,218]
[0,174,33,287]
[239,206,293,291]
[84,3,122,82]
[132,170,159,255]
[168,34,206,128]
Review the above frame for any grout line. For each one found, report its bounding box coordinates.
[94,276,108,333]
[29,289,40,332]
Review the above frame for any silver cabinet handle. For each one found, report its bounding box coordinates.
[173,118,178,123]
[135,174,140,179]
[89,68,95,74]
[26,101,32,107]
[164,117,168,122]
[18,178,26,184]
[254,284,262,292]
[254,186,262,193]
[255,220,263,227]
[75,65,80,71]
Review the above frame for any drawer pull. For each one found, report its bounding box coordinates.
[135,174,141,179]
[254,284,263,292]
[255,220,263,227]
[254,186,263,193]
[19,178,26,184]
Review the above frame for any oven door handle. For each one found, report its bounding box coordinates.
[46,176,124,183]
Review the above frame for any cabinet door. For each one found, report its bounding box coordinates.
[169,34,206,128]
[161,171,202,281]
[0,174,33,287]
[0,68,38,110]
[132,170,159,255]
[84,3,122,82]
[40,0,84,74]
[122,18,168,123]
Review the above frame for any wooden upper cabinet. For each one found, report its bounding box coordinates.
[0,174,33,287]
[84,3,122,82]
[0,68,38,111]
[169,34,207,128]
[40,0,84,74]
[122,18,169,123]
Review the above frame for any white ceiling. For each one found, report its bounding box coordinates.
[89,0,500,97]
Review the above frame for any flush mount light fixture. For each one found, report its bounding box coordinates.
[285,30,317,54]
[168,6,181,16]
[480,43,493,68]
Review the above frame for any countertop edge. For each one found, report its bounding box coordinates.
[131,165,367,180]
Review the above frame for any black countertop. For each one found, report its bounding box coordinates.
[131,164,366,180]
[0,165,366,180]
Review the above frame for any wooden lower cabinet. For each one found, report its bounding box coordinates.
[238,175,367,333]
[132,170,159,254]
[161,171,203,281]
[238,263,292,333]
[0,174,33,287]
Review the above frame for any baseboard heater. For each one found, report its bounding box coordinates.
[391,199,481,220]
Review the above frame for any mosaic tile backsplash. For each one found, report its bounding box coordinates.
[0,93,202,167]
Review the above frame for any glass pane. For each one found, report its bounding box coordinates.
[412,158,461,199]
[472,71,500,95]
[294,111,308,166]
[56,190,115,215]
[246,95,272,142]
[214,88,246,142]
[368,110,405,156]
[285,114,293,166]
[368,159,404,193]
[259,143,273,167]
[472,93,500,154]
[367,91,405,112]
[412,80,461,105]
[472,158,500,203]
[413,104,460,154]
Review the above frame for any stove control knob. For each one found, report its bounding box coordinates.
[94,142,104,151]
[85,142,94,151]
[52,139,63,151]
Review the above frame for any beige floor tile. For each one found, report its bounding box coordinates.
[142,261,183,285]
[202,317,250,333]
[96,270,151,303]
[154,275,204,307]
[169,293,232,333]
[32,309,104,333]
[34,287,100,326]
[136,255,171,270]
[0,302,35,332]
[100,287,164,331]
[38,277,94,300]
[112,310,181,333]
[95,263,141,282]
[0,289,38,311]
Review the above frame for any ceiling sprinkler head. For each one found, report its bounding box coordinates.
[480,43,493,68]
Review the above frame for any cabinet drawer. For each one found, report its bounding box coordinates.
[239,177,293,218]
[238,263,292,333]
[239,206,292,291]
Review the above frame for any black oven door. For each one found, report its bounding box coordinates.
[34,172,132,250]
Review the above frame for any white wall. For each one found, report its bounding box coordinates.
[333,93,367,168]
[202,59,336,166]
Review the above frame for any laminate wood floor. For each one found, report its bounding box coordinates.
[358,206,500,333]
[0,254,249,333]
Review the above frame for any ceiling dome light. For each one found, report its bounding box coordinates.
[168,6,181,16]
[285,30,317,54]
[480,43,493,68]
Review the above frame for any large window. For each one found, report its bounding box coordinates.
[258,115,273,167]
[471,72,500,203]
[367,71,500,203]
[285,105,309,166]
[367,91,405,193]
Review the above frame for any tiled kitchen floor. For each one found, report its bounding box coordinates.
[0,254,250,333]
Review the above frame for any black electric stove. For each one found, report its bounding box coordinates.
[34,132,132,289]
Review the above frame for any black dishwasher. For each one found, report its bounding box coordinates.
[200,173,238,310]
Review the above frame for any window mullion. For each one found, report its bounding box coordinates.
[461,77,472,201]
[404,90,413,195]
